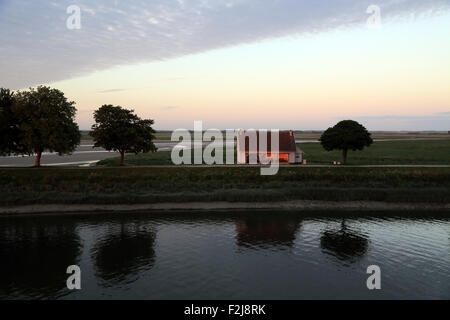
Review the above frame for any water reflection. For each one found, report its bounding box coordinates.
[0,211,448,300]
[235,215,302,249]
[0,219,81,299]
[320,219,369,263]
[91,220,156,286]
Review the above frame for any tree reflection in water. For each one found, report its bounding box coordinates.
[320,219,369,263]
[0,219,81,299]
[91,221,156,286]
[235,215,302,249]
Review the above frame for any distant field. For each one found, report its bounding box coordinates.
[80,131,450,142]
[97,139,450,166]
[299,139,450,165]
[295,133,450,140]
[1,167,449,206]
[154,132,173,140]
[153,132,450,141]
[80,131,93,142]
[80,132,172,143]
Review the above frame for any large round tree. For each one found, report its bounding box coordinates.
[320,120,373,165]
[12,86,81,167]
[90,105,157,166]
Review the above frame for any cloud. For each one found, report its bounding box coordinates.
[97,88,127,93]
[0,0,449,89]
[161,106,180,110]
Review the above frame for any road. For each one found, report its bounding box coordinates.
[0,141,223,167]
[0,145,114,167]
[0,142,183,167]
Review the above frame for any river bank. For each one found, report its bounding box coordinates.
[1,166,449,214]
[1,200,450,215]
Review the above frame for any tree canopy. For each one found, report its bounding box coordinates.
[90,105,157,166]
[320,120,373,165]
[0,88,19,156]
[10,86,81,166]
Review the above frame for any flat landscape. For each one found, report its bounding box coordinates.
[97,139,450,166]
[4,133,449,168]
[1,136,449,211]
[2,2,450,302]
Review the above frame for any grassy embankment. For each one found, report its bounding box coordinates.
[1,167,449,206]
[97,139,450,166]
[1,139,449,207]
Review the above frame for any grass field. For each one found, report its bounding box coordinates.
[300,140,450,165]
[295,133,450,140]
[1,166,449,206]
[97,139,450,166]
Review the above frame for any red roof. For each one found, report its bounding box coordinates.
[238,130,297,153]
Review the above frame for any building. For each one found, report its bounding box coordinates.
[236,130,303,164]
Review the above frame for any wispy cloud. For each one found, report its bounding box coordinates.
[161,106,180,110]
[97,88,127,93]
[1,0,448,89]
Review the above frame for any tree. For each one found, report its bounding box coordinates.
[12,86,81,167]
[0,88,19,156]
[320,120,373,165]
[90,105,157,166]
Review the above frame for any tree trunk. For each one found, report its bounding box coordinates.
[119,151,125,166]
[34,150,42,167]
[342,148,348,165]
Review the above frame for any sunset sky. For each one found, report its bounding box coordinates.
[1,0,449,130]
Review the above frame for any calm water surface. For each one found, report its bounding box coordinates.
[0,211,449,300]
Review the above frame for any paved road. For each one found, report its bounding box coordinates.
[0,145,117,167]
[0,141,207,167]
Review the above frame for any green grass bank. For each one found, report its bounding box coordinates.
[1,167,449,206]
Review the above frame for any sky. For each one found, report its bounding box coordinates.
[1,0,449,131]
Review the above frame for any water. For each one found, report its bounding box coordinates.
[0,211,448,300]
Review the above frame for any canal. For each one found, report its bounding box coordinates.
[0,211,448,299]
